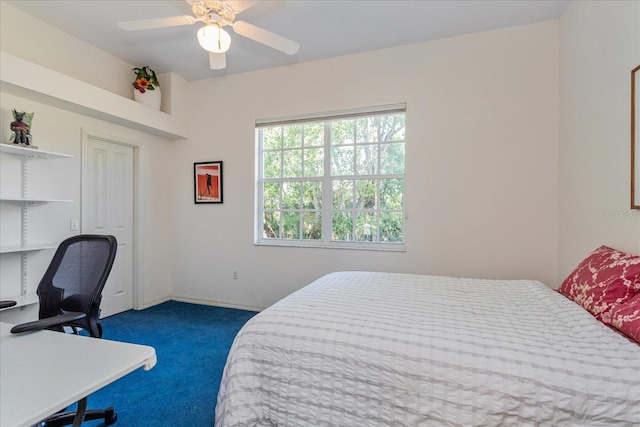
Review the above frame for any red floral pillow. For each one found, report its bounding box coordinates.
[558,245,640,320]
[607,293,640,344]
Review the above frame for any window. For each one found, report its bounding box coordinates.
[256,105,406,250]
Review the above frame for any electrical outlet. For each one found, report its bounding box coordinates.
[233,270,238,280]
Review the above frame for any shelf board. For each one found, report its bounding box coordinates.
[0,143,73,159]
[1,51,188,140]
[0,293,38,311]
[0,197,73,204]
[0,244,57,254]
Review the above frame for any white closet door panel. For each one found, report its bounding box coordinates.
[88,147,108,231]
[85,137,134,318]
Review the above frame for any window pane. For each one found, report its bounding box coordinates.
[263,211,280,238]
[380,143,405,174]
[282,212,300,239]
[283,125,303,148]
[282,181,301,209]
[258,108,405,248]
[263,127,282,150]
[282,149,302,177]
[355,179,377,209]
[331,119,354,145]
[303,181,322,209]
[332,180,354,209]
[303,122,324,147]
[356,144,378,175]
[380,179,403,209]
[356,116,380,143]
[263,151,281,179]
[263,182,281,210]
[331,146,354,176]
[355,212,377,242]
[380,211,403,242]
[302,212,322,240]
[380,114,405,141]
[304,148,324,177]
[332,211,353,241]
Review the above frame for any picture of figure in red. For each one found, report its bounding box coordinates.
[194,162,223,203]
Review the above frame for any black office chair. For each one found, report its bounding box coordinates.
[11,234,119,426]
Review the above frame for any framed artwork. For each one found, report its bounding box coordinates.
[194,161,223,204]
[632,64,640,209]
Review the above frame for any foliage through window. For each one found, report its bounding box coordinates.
[256,106,405,249]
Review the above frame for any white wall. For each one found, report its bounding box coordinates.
[170,21,560,310]
[0,3,176,323]
[558,1,640,279]
[0,2,134,98]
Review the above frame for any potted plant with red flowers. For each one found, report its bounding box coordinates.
[132,66,161,110]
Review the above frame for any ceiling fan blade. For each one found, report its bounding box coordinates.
[233,21,299,55]
[225,1,257,14]
[118,15,197,31]
[209,52,227,70]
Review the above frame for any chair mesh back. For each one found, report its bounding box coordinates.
[37,235,117,337]
[52,240,113,301]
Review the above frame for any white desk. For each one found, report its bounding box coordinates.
[0,322,156,427]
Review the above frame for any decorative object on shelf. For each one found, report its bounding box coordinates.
[194,161,223,204]
[132,65,161,110]
[10,109,35,148]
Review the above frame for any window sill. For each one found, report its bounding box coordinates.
[255,239,406,252]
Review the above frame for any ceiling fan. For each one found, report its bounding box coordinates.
[118,0,300,70]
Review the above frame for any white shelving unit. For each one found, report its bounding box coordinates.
[0,244,58,254]
[0,143,73,159]
[1,197,73,204]
[0,143,73,310]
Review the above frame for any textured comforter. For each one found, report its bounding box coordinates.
[216,271,640,426]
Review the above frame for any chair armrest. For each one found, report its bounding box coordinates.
[10,312,87,334]
[0,300,17,309]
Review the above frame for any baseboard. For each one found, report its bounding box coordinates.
[136,296,171,311]
[169,295,264,312]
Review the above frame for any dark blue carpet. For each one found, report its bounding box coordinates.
[77,301,256,426]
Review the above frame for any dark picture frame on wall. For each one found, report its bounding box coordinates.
[194,161,223,204]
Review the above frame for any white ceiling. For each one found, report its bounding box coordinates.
[6,0,569,82]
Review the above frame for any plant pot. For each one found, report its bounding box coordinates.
[134,87,161,110]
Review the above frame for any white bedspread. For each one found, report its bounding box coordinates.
[215,271,640,426]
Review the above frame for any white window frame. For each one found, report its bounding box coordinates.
[255,104,406,251]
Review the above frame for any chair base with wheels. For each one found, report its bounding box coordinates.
[40,403,117,427]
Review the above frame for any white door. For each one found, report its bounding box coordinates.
[84,135,134,318]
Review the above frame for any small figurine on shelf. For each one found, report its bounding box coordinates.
[10,109,34,146]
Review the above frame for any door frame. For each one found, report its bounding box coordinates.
[81,128,144,311]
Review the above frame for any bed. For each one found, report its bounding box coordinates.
[215,271,640,426]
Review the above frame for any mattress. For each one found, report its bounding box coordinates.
[215,271,640,426]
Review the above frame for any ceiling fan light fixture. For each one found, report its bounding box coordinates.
[197,24,231,53]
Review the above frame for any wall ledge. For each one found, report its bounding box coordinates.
[0,51,188,140]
